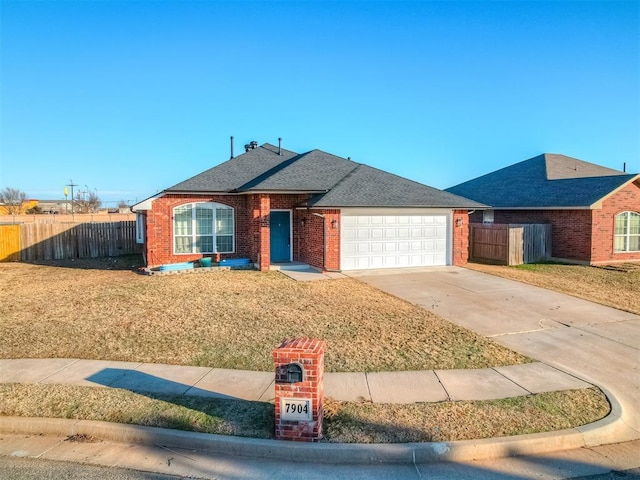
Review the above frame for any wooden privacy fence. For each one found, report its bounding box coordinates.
[0,221,141,262]
[469,223,552,265]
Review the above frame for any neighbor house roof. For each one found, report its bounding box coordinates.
[155,143,485,209]
[445,153,639,209]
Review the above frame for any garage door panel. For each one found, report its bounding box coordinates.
[341,214,449,270]
[371,242,384,253]
[397,228,410,239]
[357,243,370,254]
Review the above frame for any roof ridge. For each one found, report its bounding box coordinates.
[234,152,305,191]
[543,153,626,180]
[297,158,361,206]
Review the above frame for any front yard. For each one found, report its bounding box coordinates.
[0,258,528,372]
[0,257,618,442]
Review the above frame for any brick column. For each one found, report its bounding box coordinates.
[272,338,325,442]
[258,194,270,271]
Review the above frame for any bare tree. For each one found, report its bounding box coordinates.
[117,199,130,209]
[0,187,27,214]
[75,190,102,214]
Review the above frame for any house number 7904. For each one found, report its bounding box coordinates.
[285,402,309,415]
[280,398,312,421]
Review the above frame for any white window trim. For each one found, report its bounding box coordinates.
[614,211,640,253]
[135,213,145,244]
[173,202,235,255]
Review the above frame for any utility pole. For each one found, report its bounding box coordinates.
[65,180,77,217]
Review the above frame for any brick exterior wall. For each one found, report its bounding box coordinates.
[273,338,325,442]
[144,194,472,269]
[144,193,339,270]
[591,181,640,263]
[452,210,469,266]
[469,180,640,264]
[487,209,593,262]
[145,194,250,268]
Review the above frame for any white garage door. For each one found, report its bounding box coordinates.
[341,214,448,270]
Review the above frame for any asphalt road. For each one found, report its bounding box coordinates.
[2,457,640,480]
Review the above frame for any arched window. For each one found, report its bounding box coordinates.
[614,211,640,253]
[173,203,234,254]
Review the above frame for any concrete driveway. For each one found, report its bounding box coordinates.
[348,266,640,439]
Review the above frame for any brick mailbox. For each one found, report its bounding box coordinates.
[273,338,325,442]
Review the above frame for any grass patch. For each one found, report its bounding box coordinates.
[0,261,529,371]
[324,388,610,443]
[0,384,609,443]
[0,384,274,438]
[465,262,640,316]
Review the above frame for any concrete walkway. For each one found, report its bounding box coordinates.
[0,358,594,404]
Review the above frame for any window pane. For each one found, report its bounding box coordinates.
[196,236,214,253]
[174,205,192,236]
[629,212,640,235]
[614,213,628,235]
[196,205,213,235]
[216,235,233,253]
[216,208,233,235]
[629,235,640,252]
[175,236,192,254]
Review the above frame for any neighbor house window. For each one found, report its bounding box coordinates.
[173,203,234,254]
[135,212,145,244]
[614,211,640,253]
[483,210,494,223]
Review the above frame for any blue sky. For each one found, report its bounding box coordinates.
[1,1,638,207]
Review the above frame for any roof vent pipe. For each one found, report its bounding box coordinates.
[623,162,626,173]
[278,137,282,155]
[230,136,234,159]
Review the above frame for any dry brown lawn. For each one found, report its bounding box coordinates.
[465,262,640,315]
[0,257,528,372]
[0,384,609,443]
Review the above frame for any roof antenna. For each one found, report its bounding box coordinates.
[230,136,234,160]
[278,137,282,155]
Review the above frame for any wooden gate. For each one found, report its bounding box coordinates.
[470,223,551,265]
[0,224,21,261]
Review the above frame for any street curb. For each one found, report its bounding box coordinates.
[1,389,636,465]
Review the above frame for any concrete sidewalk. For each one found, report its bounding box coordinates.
[0,357,594,403]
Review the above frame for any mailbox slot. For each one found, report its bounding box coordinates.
[276,362,304,383]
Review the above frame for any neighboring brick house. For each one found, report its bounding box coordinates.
[446,154,640,264]
[132,142,484,271]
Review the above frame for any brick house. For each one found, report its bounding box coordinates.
[446,154,640,264]
[132,142,484,271]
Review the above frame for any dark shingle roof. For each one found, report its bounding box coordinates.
[167,144,298,192]
[305,164,485,208]
[239,150,360,192]
[446,154,638,208]
[165,143,485,209]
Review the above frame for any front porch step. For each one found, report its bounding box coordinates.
[270,262,320,272]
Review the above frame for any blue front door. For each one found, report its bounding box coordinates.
[270,211,291,262]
